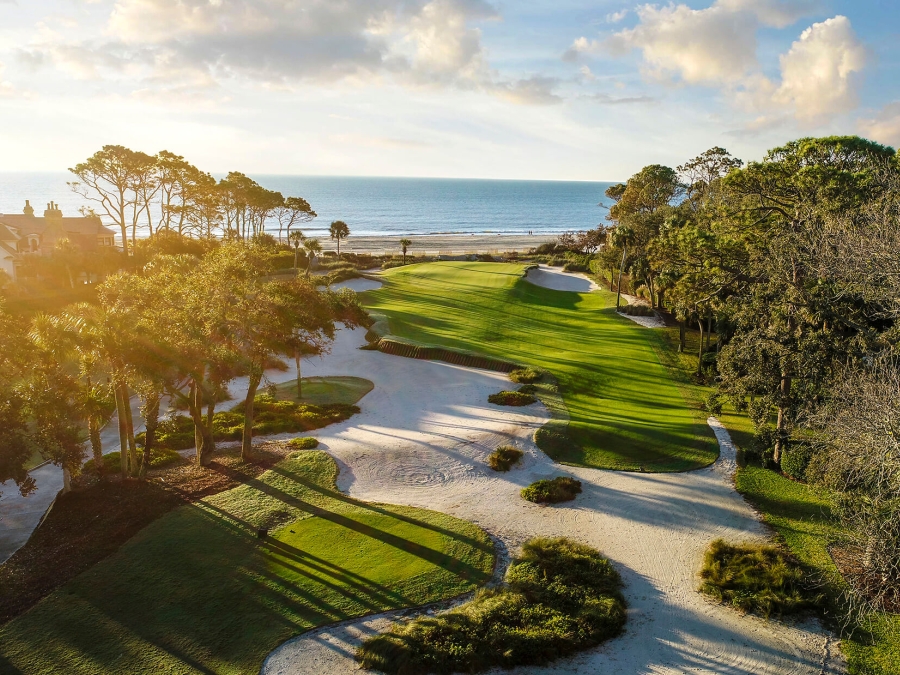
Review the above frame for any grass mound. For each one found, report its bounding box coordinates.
[356,537,626,674]
[521,477,582,504]
[286,437,319,449]
[0,451,495,674]
[82,447,182,474]
[698,539,819,618]
[488,390,536,406]
[509,367,540,384]
[487,446,523,472]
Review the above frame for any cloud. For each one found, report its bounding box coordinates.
[494,76,562,105]
[606,9,628,23]
[859,102,900,148]
[583,93,656,105]
[329,133,434,149]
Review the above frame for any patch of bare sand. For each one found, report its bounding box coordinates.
[261,327,844,675]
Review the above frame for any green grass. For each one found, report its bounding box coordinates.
[363,262,716,471]
[268,376,374,406]
[357,537,626,674]
[0,451,494,674]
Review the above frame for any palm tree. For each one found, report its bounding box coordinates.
[303,238,322,278]
[288,230,305,276]
[329,220,350,258]
[400,238,412,265]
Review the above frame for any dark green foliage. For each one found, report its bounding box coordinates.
[487,446,523,472]
[620,303,655,317]
[287,437,319,449]
[781,443,815,482]
[517,383,537,395]
[703,392,723,416]
[521,477,582,504]
[488,390,536,406]
[356,537,626,674]
[533,426,574,455]
[698,539,819,618]
[141,396,359,450]
[83,447,182,474]
[509,367,540,384]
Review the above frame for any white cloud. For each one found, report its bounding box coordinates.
[772,16,866,123]
[606,9,628,23]
[859,102,900,148]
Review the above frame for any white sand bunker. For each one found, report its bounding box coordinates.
[262,328,844,675]
[330,277,383,293]
[524,265,600,293]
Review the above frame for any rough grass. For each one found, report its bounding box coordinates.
[268,376,374,406]
[286,437,319,450]
[521,477,582,504]
[0,451,495,674]
[82,447,183,475]
[487,446,523,472]
[356,537,626,674]
[509,367,540,384]
[487,390,536,406]
[362,262,714,472]
[699,539,819,618]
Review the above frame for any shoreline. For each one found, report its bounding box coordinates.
[314,232,557,255]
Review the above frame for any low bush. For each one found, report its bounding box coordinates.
[517,383,537,395]
[703,392,723,416]
[488,390,536,406]
[83,447,182,475]
[356,537,626,674]
[781,443,815,482]
[509,367,540,384]
[521,476,582,504]
[619,303,656,317]
[488,446,523,472]
[698,539,819,618]
[287,437,319,450]
[323,267,361,284]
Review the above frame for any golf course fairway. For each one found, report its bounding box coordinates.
[363,262,716,471]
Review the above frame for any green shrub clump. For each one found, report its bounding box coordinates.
[356,537,626,674]
[488,446,523,472]
[620,303,656,317]
[534,426,573,455]
[287,437,319,450]
[521,476,582,504]
[509,367,540,384]
[517,384,537,395]
[83,447,182,475]
[698,539,819,618]
[488,390,536,406]
[780,444,815,482]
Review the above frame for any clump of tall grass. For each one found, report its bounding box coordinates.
[487,446,523,472]
[698,539,820,618]
[356,537,626,674]
[509,367,541,384]
[521,476,582,504]
[488,390,536,406]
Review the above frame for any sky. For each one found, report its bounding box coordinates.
[0,0,898,181]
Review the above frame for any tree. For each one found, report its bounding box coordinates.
[610,225,632,311]
[303,238,322,278]
[69,145,158,252]
[275,196,317,243]
[677,147,743,210]
[607,164,682,222]
[329,220,350,258]
[400,238,412,264]
[289,230,306,274]
[0,301,36,498]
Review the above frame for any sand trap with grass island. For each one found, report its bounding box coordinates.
[262,322,844,674]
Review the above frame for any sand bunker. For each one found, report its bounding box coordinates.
[262,327,844,675]
[524,265,600,293]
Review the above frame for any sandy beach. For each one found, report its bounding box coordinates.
[315,233,557,256]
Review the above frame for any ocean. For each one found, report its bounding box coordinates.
[0,173,616,238]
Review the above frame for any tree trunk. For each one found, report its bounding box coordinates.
[115,382,129,478]
[293,247,299,275]
[62,466,72,494]
[697,318,705,374]
[678,321,686,353]
[122,384,138,477]
[241,371,262,462]
[295,350,302,400]
[89,414,103,477]
[773,373,792,465]
[615,244,628,311]
[705,316,712,351]
[189,379,215,466]
[140,391,160,478]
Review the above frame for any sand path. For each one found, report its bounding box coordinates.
[261,312,844,673]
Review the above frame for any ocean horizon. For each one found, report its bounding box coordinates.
[0,173,617,239]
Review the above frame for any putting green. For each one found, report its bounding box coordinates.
[268,375,374,406]
[0,451,494,674]
[363,262,716,471]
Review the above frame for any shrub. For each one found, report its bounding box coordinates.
[781,443,815,482]
[509,367,540,384]
[356,537,626,674]
[517,384,537,395]
[698,539,819,618]
[703,392,723,416]
[488,446,523,472]
[620,303,656,317]
[521,476,582,504]
[488,390,536,406]
[534,426,573,455]
[83,447,182,475]
[287,437,319,449]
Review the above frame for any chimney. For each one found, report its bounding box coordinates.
[23,200,34,217]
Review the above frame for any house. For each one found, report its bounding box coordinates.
[0,200,117,282]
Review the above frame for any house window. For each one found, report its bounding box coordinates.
[30,239,38,252]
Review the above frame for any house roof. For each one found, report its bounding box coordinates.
[0,213,116,237]
[0,223,21,242]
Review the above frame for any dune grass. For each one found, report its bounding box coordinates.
[487,446,523,472]
[357,537,626,674]
[0,451,494,675]
[268,375,374,406]
[521,476,582,504]
[362,262,715,471]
